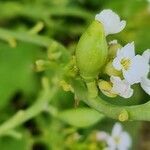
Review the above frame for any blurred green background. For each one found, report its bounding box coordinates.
[0,0,149,150]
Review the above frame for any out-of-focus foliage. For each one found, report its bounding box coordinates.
[0,42,42,109]
[58,108,104,128]
[0,0,149,150]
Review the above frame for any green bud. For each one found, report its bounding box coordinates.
[59,80,73,92]
[76,21,108,81]
[108,43,122,59]
[98,80,117,98]
[35,60,57,72]
[47,41,70,64]
[118,109,129,122]
[35,60,50,71]
[104,61,121,77]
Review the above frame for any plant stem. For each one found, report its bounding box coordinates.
[0,2,92,21]
[72,78,150,121]
[0,61,71,137]
[86,81,98,98]
[83,96,150,121]
[0,86,58,136]
[0,28,64,48]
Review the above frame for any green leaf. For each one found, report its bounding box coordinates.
[0,131,32,150]
[58,108,104,128]
[0,42,42,109]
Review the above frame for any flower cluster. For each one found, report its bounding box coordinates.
[96,9,150,98]
[96,123,132,150]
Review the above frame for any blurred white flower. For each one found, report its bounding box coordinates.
[95,9,126,36]
[96,123,132,150]
[113,42,149,84]
[140,49,150,95]
[107,123,132,150]
[96,131,109,141]
[110,76,133,98]
[73,132,82,140]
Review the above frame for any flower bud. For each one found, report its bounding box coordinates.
[76,21,108,81]
[108,43,122,59]
[59,80,73,92]
[35,60,50,72]
[98,80,117,98]
[118,109,129,121]
[104,61,122,77]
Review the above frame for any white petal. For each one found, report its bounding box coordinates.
[141,76,150,95]
[113,42,135,71]
[95,9,126,36]
[110,76,133,98]
[119,20,126,32]
[123,55,149,84]
[107,137,117,150]
[112,57,122,70]
[118,132,132,150]
[110,76,121,83]
[119,81,133,98]
[142,49,150,64]
[111,122,122,137]
[117,42,135,59]
[96,131,110,141]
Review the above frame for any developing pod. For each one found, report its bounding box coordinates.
[76,20,108,81]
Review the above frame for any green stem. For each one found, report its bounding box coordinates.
[72,78,150,121]
[83,97,150,121]
[0,28,64,48]
[0,28,70,61]
[0,2,92,34]
[0,2,92,21]
[0,86,58,136]
[86,81,98,98]
[0,62,71,137]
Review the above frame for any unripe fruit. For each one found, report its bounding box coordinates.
[76,21,108,81]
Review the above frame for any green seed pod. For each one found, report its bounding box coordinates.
[76,20,108,82]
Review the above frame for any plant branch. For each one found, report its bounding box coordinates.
[72,78,150,121]
[0,28,65,49]
[0,60,71,137]
[0,85,58,137]
[83,97,150,121]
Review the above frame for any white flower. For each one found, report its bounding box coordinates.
[141,77,150,95]
[96,131,110,141]
[140,49,150,95]
[73,132,82,140]
[95,9,126,36]
[113,42,149,84]
[110,76,133,98]
[107,123,132,150]
[142,49,150,64]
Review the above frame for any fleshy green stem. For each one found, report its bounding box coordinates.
[86,81,98,98]
[0,86,58,136]
[0,28,64,48]
[83,96,150,121]
[72,78,150,121]
[0,61,71,137]
[0,2,92,21]
[0,28,70,62]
